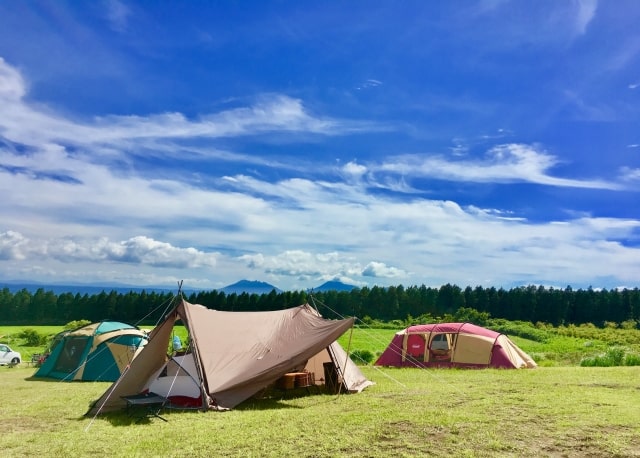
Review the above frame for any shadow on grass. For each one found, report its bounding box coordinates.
[82,388,344,425]
[24,375,82,382]
[237,387,350,411]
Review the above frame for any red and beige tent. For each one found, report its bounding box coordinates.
[375,322,536,369]
[87,297,372,415]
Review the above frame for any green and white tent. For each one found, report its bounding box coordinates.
[35,321,148,381]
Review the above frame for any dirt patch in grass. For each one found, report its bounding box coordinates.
[533,426,640,458]
[4,415,51,434]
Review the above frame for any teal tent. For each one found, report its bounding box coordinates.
[35,321,148,381]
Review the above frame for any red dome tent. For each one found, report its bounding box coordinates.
[375,323,536,369]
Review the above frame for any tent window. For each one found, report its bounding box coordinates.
[430,334,450,350]
[429,333,455,362]
[54,336,88,373]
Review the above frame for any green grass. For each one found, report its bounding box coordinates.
[3,324,640,456]
[1,364,639,457]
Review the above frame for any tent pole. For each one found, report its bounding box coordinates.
[337,324,355,395]
[179,298,211,411]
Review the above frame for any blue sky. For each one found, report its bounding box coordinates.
[0,0,639,292]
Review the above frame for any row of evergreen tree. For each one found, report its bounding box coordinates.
[2,284,639,327]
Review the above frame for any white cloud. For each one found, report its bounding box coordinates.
[0,58,376,156]
[362,261,405,278]
[104,0,131,33]
[0,231,29,261]
[619,167,640,182]
[0,232,218,268]
[0,57,26,101]
[341,161,368,181]
[574,0,598,36]
[376,143,621,190]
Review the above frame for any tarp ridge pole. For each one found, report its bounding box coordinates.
[336,323,355,396]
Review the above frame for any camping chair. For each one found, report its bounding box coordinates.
[29,354,42,367]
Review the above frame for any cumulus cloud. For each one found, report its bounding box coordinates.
[240,250,350,278]
[362,261,406,278]
[0,231,29,261]
[0,232,218,268]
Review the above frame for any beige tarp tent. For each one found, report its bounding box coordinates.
[87,297,372,415]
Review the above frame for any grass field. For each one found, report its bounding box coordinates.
[2,323,640,456]
[1,363,639,457]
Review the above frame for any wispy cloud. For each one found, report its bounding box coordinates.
[619,167,640,182]
[573,0,598,36]
[356,79,383,90]
[104,0,131,33]
[375,144,621,190]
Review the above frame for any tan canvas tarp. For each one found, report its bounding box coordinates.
[303,342,373,393]
[87,298,363,414]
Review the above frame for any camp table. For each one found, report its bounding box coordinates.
[121,392,168,422]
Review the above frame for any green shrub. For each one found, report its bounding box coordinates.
[64,320,91,330]
[488,319,550,343]
[350,349,375,365]
[607,347,626,366]
[620,319,638,330]
[581,347,627,367]
[17,329,47,346]
[452,307,490,326]
[624,353,640,366]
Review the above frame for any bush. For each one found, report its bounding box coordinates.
[64,320,91,330]
[452,307,490,326]
[580,347,627,367]
[17,329,47,346]
[488,319,550,342]
[624,353,640,366]
[350,349,375,365]
[620,320,638,330]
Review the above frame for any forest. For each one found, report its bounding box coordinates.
[1,283,639,327]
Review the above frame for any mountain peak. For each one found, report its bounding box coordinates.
[312,280,357,292]
[218,280,281,294]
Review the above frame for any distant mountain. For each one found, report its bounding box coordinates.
[312,280,357,292]
[218,280,281,295]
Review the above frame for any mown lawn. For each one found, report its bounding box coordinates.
[1,363,639,457]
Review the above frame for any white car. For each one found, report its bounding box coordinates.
[0,343,21,366]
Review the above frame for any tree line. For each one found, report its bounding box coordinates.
[1,284,639,327]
